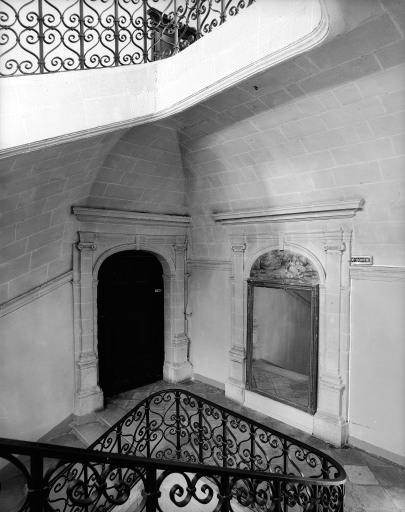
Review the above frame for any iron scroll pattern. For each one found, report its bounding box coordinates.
[0,389,345,511]
[0,0,255,77]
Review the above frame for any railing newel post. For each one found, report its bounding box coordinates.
[175,390,181,460]
[250,424,255,471]
[275,479,283,512]
[220,473,231,512]
[142,0,148,63]
[114,0,120,66]
[173,0,179,55]
[222,410,227,468]
[196,0,201,39]
[220,0,226,24]
[198,398,204,463]
[79,0,84,69]
[37,0,45,73]
[145,465,158,512]
[29,453,44,512]
[146,398,151,458]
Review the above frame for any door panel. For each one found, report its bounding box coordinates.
[97,251,164,397]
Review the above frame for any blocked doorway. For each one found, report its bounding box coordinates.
[97,250,164,397]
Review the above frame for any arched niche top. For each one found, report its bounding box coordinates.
[92,243,175,279]
[250,249,319,285]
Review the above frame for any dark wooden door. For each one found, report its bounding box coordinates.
[97,251,164,397]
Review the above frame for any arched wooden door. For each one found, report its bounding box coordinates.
[97,250,164,397]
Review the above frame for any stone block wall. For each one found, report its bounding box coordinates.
[178,4,405,265]
[87,123,187,215]
[0,133,123,303]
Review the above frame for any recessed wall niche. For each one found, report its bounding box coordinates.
[246,250,319,415]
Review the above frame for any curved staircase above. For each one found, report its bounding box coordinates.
[0,0,380,154]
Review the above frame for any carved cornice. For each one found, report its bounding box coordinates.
[350,265,405,282]
[73,207,191,228]
[0,271,73,318]
[213,200,365,225]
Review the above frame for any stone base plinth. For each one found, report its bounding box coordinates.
[163,361,193,383]
[74,387,104,416]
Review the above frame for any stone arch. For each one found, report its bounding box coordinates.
[246,243,325,284]
[73,226,192,416]
[93,243,175,279]
[93,245,173,398]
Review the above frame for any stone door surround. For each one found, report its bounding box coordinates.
[214,199,365,446]
[72,207,192,415]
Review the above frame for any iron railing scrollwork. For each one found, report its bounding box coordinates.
[0,0,255,77]
[0,389,346,511]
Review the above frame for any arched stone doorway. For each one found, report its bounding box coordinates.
[72,207,193,416]
[97,250,164,397]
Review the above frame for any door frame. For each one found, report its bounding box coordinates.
[72,207,193,415]
[96,249,165,396]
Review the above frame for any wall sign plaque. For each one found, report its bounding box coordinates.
[350,256,373,265]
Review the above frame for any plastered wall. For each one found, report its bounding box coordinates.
[350,274,405,461]
[0,283,74,441]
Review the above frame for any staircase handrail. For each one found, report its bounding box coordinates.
[0,388,346,511]
[0,0,255,77]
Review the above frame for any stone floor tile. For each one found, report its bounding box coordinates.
[48,432,87,449]
[345,465,380,485]
[386,486,405,508]
[343,481,366,511]
[371,465,405,488]
[73,421,109,446]
[351,484,398,510]
[95,403,127,426]
[329,446,369,465]
[358,450,397,468]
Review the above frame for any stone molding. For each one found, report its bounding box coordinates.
[221,218,353,446]
[72,207,191,228]
[188,259,232,272]
[350,265,405,282]
[0,271,73,318]
[213,200,365,225]
[72,211,192,415]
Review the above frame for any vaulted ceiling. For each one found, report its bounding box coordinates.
[1,0,404,302]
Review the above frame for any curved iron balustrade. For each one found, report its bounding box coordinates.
[0,0,255,77]
[0,388,346,511]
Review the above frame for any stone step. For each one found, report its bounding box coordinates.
[95,403,128,428]
[71,420,109,447]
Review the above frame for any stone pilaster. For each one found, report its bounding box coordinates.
[225,239,247,403]
[163,238,192,382]
[74,234,103,415]
[314,234,350,446]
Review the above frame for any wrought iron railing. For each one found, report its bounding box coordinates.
[0,0,255,77]
[0,388,346,511]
